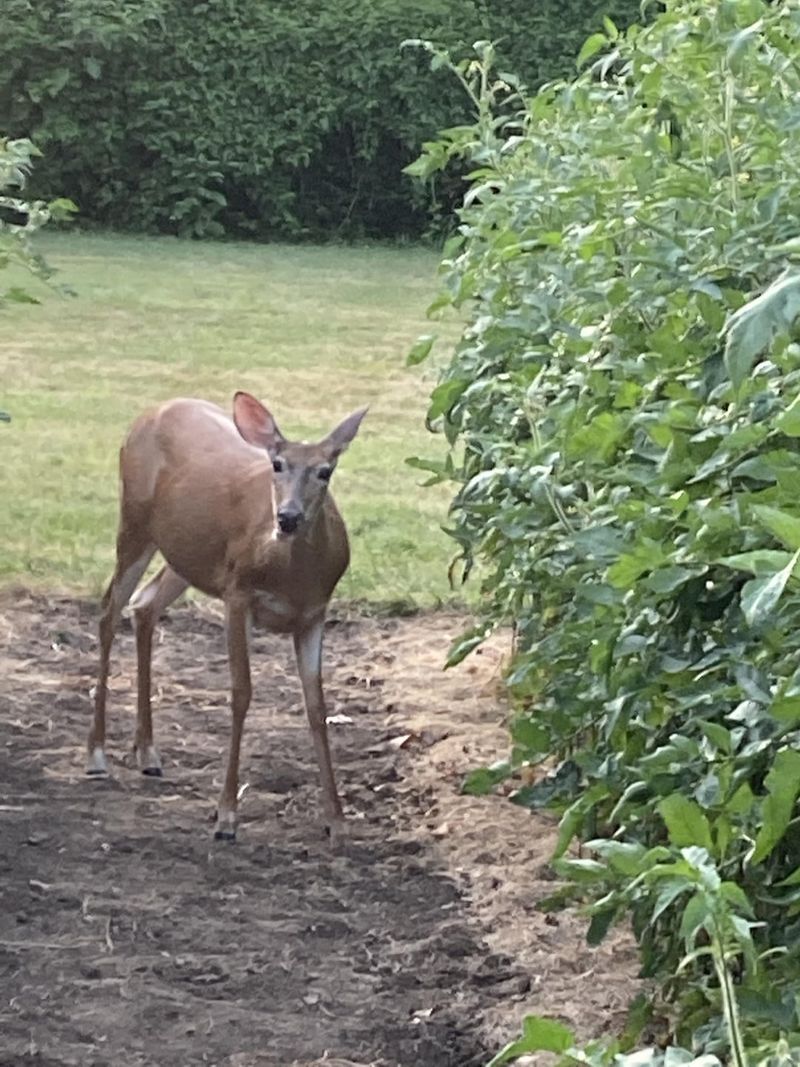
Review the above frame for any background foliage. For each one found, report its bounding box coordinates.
[0,0,639,239]
[409,0,800,1057]
[0,136,73,310]
[1,135,74,422]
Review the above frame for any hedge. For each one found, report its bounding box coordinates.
[0,0,640,239]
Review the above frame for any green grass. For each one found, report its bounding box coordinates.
[1,232,461,607]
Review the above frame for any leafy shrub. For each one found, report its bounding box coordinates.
[0,0,639,238]
[0,137,73,308]
[0,136,75,420]
[409,0,800,1054]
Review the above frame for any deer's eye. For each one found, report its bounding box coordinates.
[317,466,332,483]
[272,458,284,474]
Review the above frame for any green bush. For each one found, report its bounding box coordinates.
[1,136,75,420]
[0,0,639,239]
[0,137,74,306]
[410,0,800,1054]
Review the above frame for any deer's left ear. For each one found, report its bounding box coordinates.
[233,392,286,453]
[324,406,368,457]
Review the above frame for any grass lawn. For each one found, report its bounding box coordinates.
[1,232,461,607]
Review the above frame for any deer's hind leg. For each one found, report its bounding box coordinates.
[130,565,190,776]
[87,528,156,776]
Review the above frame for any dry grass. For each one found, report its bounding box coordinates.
[1,232,461,606]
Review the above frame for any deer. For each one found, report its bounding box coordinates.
[86,391,367,843]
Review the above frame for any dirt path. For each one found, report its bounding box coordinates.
[0,593,638,1067]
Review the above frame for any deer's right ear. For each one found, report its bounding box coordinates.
[233,392,285,452]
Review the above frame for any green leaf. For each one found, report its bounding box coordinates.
[427,378,468,420]
[679,891,711,943]
[752,505,800,551]
[83,56,102,79]
[405,456,444,474]
[740,548,800,627]
[553,857,607,882]
[698,721,732,755]
[404,455,450,486]
[777,866,800,887]
[406,333,436,366]
[719,549,796,577]
[725,782,755,816]
[511,762,582,810]
[726,19,764,73]
[694,772,721,809]
[402,156,432,178]
[769,693,800,727]
[751,748,800,864]
[510,715,551,755]
[775,394,800,436]
[724,272,800,393]
[552,786,606,859]
[658,794,714,851]
[461,761,510,796]
[719,881,754,917]
[737,990,797,1029]
[425,292,453,317]
[607,540,666,590]
[646,565,705,594]
[486,1016,574,1067]
[576,32,608,68]
[585,839,647,875]
[652,878,692,922]
[519,1016,574,1053]
[619,993,653,1051]
[565,411,627,463]
[47,196,77,220]
[445,627,487,667]
[587,905,617,945]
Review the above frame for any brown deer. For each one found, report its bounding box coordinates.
[87,392,367,842]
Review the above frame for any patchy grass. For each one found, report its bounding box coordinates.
[1,233,460,607]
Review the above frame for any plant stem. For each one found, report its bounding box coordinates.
[711,914,748,1067]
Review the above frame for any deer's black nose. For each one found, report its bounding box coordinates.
[277,508,302,534]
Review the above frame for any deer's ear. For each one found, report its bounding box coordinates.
[324,406,368,457]
[233,392,285,452]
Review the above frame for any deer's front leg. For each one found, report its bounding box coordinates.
[216,597,252,842]
[293,616,344,841]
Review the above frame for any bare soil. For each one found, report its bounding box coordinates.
[0,592,639,1067]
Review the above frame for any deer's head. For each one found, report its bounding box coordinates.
[232,391,367,539]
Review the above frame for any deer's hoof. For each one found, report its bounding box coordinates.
[213,808,237,842]
[136,744,163,777]
[86,747,109,777]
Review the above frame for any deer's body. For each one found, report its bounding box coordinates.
[87,393,366,841]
